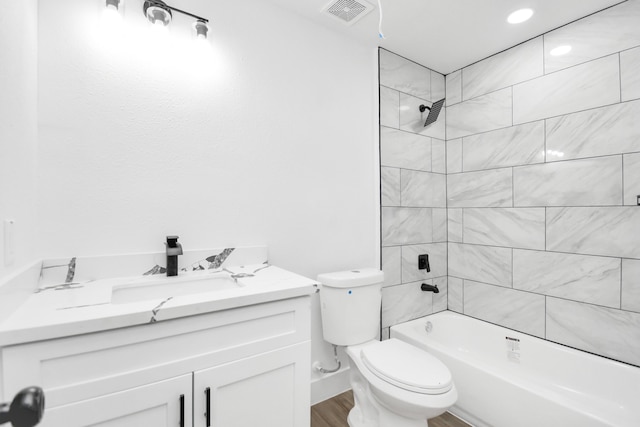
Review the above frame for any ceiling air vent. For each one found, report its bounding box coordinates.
[322,0,374,26]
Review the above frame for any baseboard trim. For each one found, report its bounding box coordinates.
[310,365,351,406]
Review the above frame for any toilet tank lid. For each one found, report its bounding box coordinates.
[317,269,384,288]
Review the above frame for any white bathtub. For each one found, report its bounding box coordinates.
[391,311,640,427]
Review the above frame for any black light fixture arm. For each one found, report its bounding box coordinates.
[145,0,209,23]
[163,4,208,23]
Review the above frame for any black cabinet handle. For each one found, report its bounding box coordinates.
[179,394,185,427]
[205,387,211,427]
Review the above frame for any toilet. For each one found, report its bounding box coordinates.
[317,268,457,427]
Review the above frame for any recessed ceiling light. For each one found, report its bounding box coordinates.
[550,45,572,56]
[507,8,534,24]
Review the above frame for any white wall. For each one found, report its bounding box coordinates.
[0,0,39,279]
[36,0,379,398]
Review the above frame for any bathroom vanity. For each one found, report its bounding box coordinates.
[0,247,315,427]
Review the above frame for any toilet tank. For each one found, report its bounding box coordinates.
[317,268,384,346]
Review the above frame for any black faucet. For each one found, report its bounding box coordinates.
[165,235,183,277]
[421,283,440,293]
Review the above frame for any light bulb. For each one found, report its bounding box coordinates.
[193,20,209,40]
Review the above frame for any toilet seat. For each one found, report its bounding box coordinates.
[361,339,452,394]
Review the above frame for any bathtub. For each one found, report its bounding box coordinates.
[391,311,640,427]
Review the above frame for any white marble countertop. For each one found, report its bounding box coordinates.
[0,264,317,347]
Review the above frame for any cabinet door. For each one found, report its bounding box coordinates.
[39,374,192,427]
[194,342,310,427]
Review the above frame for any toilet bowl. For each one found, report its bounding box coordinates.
[346,339,457,427]
[317,269,457,427]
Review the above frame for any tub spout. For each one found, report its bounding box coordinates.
[421,283,439,293]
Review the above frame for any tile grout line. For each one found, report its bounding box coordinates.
[447,151,637,176]
[542,35,546,75]
[619,52,623,103]
[448,97,638,140]
[621,155,625,206]
[460,51,623,105]
[453,275,627,313]
[511,247,514,288]
[544,207,547,251]
[444,96,449,311]
[544,296,547,339]
[620,258,623,310]
[544,119,547,163]
[444,241,639,262]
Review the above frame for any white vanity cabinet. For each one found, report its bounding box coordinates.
[193,343,309,427]
[39,374,192,427]
[0,296,311,427]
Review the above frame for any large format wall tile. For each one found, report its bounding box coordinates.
[513,250,621,308]
[401,243,447,283]
[448,243,512,287]
[382,207,432,246]
[433,277,448,312]
[463,37,543,101]
[380,86,399,128]
[381,167,400,206]
[380,127,431,171]
[546,298,640,366]
[382,246,401,287]
[464,281,545,338]
[380,49,431,100]
[547,207,640,258]
[400,93,446,140]
[448,277,463,313]
[463,121,545,172]
[431,139,446,174]
[432,208,447,243]
[513,156,623,207]
[622,259,640,313]
[446,70,462,106]
[513,55,620,124]
[544,0,640,74]
[431,72,446,101]
[401,170,446,208]
[448,208,463,243]
[624,153,640,206]
[448,168,512,207]
[382,281,433,328]
[447,88,512,139]
[545,100,640,161]
[447,138,462,173]
[621,46,640,101]
[463,208,545,250]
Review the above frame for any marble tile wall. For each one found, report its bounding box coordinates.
[379,48,448,339]
[445,0,640,367]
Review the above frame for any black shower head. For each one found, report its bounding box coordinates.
[418,98,445,127]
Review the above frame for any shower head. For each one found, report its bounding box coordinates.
[418,98,445,127]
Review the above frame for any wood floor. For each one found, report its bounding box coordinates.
[311,390,470,427]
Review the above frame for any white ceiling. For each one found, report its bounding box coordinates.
[268,0,625,74]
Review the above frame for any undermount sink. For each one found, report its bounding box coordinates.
[111,272,241,304]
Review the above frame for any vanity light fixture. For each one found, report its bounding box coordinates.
[507,8,534,24]
[193,19,210,39]
[142,0,210,38]
[105,0,122,12]
[144,0,172,26]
